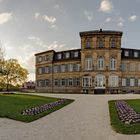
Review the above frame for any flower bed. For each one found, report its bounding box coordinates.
[21,99,66,115]
[115,100,140,124]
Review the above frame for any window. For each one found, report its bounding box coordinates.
[130,63,135,71]
[86,39,90,48]
[57,53,62,59]
[134,51,138,58]
[74,51,79,57]
[97,57,104,70]
[130,78,135,86]
[54,65,58,73]
[37,56,42,62]
[76,78,80,86]
[68,64,73,72]
[61,65,66,72]
[122,78,126,86]
[110,58,117,70]
[98,39,104,48]
[61,79,66,86]
[109,76,118,87]
[121,63,127,71]
[82,76,92,87]
[75,64,80,71]
[38,80,45,87]
[54,79,59,86]
[65,52,70,58]
[68,78,73,86]
[38,67,43,74]
[45,67,49,73]
[85,57,92,70]
[124,51,129,56]
[95,75,105,87]
[45,80,49,86]
[110,39,116,48]
[44,55,49,61]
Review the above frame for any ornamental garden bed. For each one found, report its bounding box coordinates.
[108,99,140,134]
[0,94,74,122]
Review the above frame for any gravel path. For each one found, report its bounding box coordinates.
[0,93,140,140]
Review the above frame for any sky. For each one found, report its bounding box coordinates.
[0,0,140,81]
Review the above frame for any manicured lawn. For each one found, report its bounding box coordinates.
[0,93,74,122]
[108,99,140,134]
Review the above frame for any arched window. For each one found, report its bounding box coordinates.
[110,57,117,70]
[110,38,116,48]
[85,57,92,70]
[98,57,104,70]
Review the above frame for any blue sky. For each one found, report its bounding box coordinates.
[0,0,139,80]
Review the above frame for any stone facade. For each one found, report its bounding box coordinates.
[35,29,140,94]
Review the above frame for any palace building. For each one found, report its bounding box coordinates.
[35,29,140,94]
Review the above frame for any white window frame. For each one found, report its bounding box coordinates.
[74,51,78,57]
[109,76,119,87]
[68,64,73,72]
[110,39,116,48]
[125,51,129,57]
[45,67,49,73]
[95,75,105,88]
[110,58,117,70]
[57,53,62,59]
[98,39,104,48]
[65,52,70,58]
[85,57,92,71]
[130,78,135,86]
[61,65,65,72]
[130,63,135,72]
[82,76,92,87]
[38,68,42,74]
[97,57,104,70]
[134,51,138,58]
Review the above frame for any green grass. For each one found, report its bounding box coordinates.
[0,93,74,122]
[108,99,140,134]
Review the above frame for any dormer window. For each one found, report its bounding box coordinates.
[134,51,138,58]
[74,51,79,57]
[124,51,129,57]
[65,52,70,58]
[57,53,62,59]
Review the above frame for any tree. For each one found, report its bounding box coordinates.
[1,59,28,91]
[0,43,5,75]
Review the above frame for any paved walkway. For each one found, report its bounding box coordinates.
[0,93,140,140]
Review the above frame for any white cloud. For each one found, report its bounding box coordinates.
[34,12,40,19]
[99,0,113,13]
[117,22,123,27]
[84,11,93,21]
[42,15,56,25]
[117,17,124,27]
[0,13,13,24]
[105,17,111,22]
[128,15,137,22]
